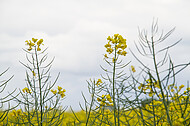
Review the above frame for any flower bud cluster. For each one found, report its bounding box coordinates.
[22,87,32,94]
[168,84,185,94]
[25,38,44,51]
[11,109,23,118]
[104,34,127,57]
[96,79,103,86]
[51,86,66,98]
[131,65,136,73]
[138,79,160,97]
[97,94,113,107]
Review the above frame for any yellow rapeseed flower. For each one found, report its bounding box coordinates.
[28,47,32,51]
[100,101,106,106]
[102,98,106,102]
[37,39,43,46]
[171,89,174,92]
[62,89,66,92]
[149,92,153,97]
[121,51,127,56]
[26,89,32,94]
[187,87,190,90]
[121,44,127,50]
[112,57,115,62]
[114,34,119,38]
[58,86,62,91]
[138,85,141,90]
[106,48,113,54]
[106,102,110,106]
[107,36,112,41]
[117,50,122,55]
[159,93,163,98]
[179,84,184,89]
[22,87,31,94]
[25,38,44,51]
[32,38,38,43]
[98,79,102,83]
[131,65,136,73]
[51,89,57,95]
[25,40,29,44]
[32,70,36,76]
[178,117,184,123]
[96,79,103,86]
[22,88,26,93]
[104,54,108,58]
[106,94,113,103]
[184,90,187,94]
[58,90,64,94]
[104,42,111,48]
[105,34,127,61]
[106,94,111,100]
[101,94,105,98]
[97,97,101,102]
[60,93,65,98]
[37,46,41,51]
[16,109,22,115]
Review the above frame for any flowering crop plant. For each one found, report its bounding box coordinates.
[0,21,190,126]
[1,38,67,126]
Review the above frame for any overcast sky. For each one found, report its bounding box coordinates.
[0,0,190,111]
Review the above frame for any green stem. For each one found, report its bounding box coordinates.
[35,46,43,126]
[32,70,39,125]
[151,37,172,126]
[117,95,120,126]
[112,44,117,126]
[86,82,95,125]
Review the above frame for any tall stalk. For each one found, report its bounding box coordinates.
[151,37,172,125]
[34,47,43,126]
[12,38,66,125]
[112,43,117,126]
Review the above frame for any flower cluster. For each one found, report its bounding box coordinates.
[141,99,189,125]
[138,79,160,97]
[96,79,103,86]
[25,38,44,51]
[131,65,136,73]
[51,86,66,98]
[10,109,24,118]
[104,34,127,60]
[22,87,32,94]
[97,94,113,107]
[32,70,36,76]
[179,84,185,91]
[184,87,190,95]
[168,84,185,93]
[138,78,187,100]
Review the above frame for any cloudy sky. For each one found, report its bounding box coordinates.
[0,0,190,111]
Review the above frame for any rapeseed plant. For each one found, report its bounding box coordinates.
[130,20,190,125]
[0,68,18,125]
[9,38,66,126]
[72,33,133,126]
